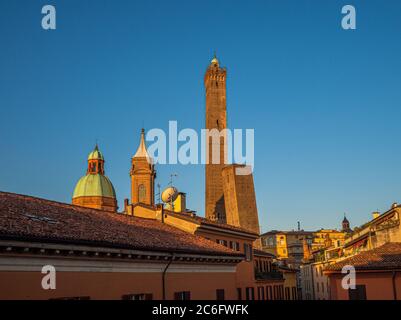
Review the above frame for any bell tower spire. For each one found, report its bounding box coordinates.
[130,129,156,206]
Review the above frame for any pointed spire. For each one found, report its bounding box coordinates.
[133,128,151,160]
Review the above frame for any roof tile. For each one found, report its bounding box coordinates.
[0,192,242,257]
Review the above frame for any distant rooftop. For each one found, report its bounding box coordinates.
[324,242,401,272]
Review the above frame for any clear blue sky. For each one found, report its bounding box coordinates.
[1,0,401,232]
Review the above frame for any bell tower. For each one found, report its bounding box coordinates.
[205,54,227,222]
[130,129,156,206]
[342,214,352,233]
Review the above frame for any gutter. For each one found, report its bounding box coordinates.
[162,254,174,300]
[392,271,398,300]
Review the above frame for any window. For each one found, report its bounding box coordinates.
[257,286,265,300]
[122,293,152,300]
[217,239,227,246]
[245,287,255,300]
[292,287,297,300]
[216,289,225,301]
[266,286,272,300]
[174,291,191,300]
[348,285,366,300]
[237,288,242,300]
[90,162,96,173]
[138,184,146,202]
[244,243,253,261]
[231,241,240,251]
[285,287,290,300]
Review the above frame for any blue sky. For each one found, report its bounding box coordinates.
[1,0,401,232]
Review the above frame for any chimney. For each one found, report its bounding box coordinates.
[124,199,129,213]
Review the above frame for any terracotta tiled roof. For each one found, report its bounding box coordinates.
[0,191,243,257]
[165,210,259,236]
[324,242,401,272]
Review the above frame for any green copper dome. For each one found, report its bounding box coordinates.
[88,145,104,160]
[72,174,116,199]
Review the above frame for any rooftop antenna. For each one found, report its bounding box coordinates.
[297,221,301,231]
[156,183,161,204]
[169,173,178,187]
[169,173,178,210]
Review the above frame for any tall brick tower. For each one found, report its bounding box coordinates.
[205,55,227,222]
[222,164,260,235]
[130,129,156,206]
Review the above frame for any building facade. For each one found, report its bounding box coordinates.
[0,192,243,300]
[324,243,401,300]
[342,204,401,256]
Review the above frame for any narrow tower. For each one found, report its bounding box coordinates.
[342,214,352,233]
[130,129,156,206]
[205,54,227,222]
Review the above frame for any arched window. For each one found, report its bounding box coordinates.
[138,184,146,202]
[90,162,97,173]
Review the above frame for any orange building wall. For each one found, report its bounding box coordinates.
[329,271,401,300]
[0,270,237,300]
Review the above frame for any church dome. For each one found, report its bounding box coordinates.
[72,144,117,212]
[72,174,116,199]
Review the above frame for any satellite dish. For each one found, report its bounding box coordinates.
[161,186,178,203]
